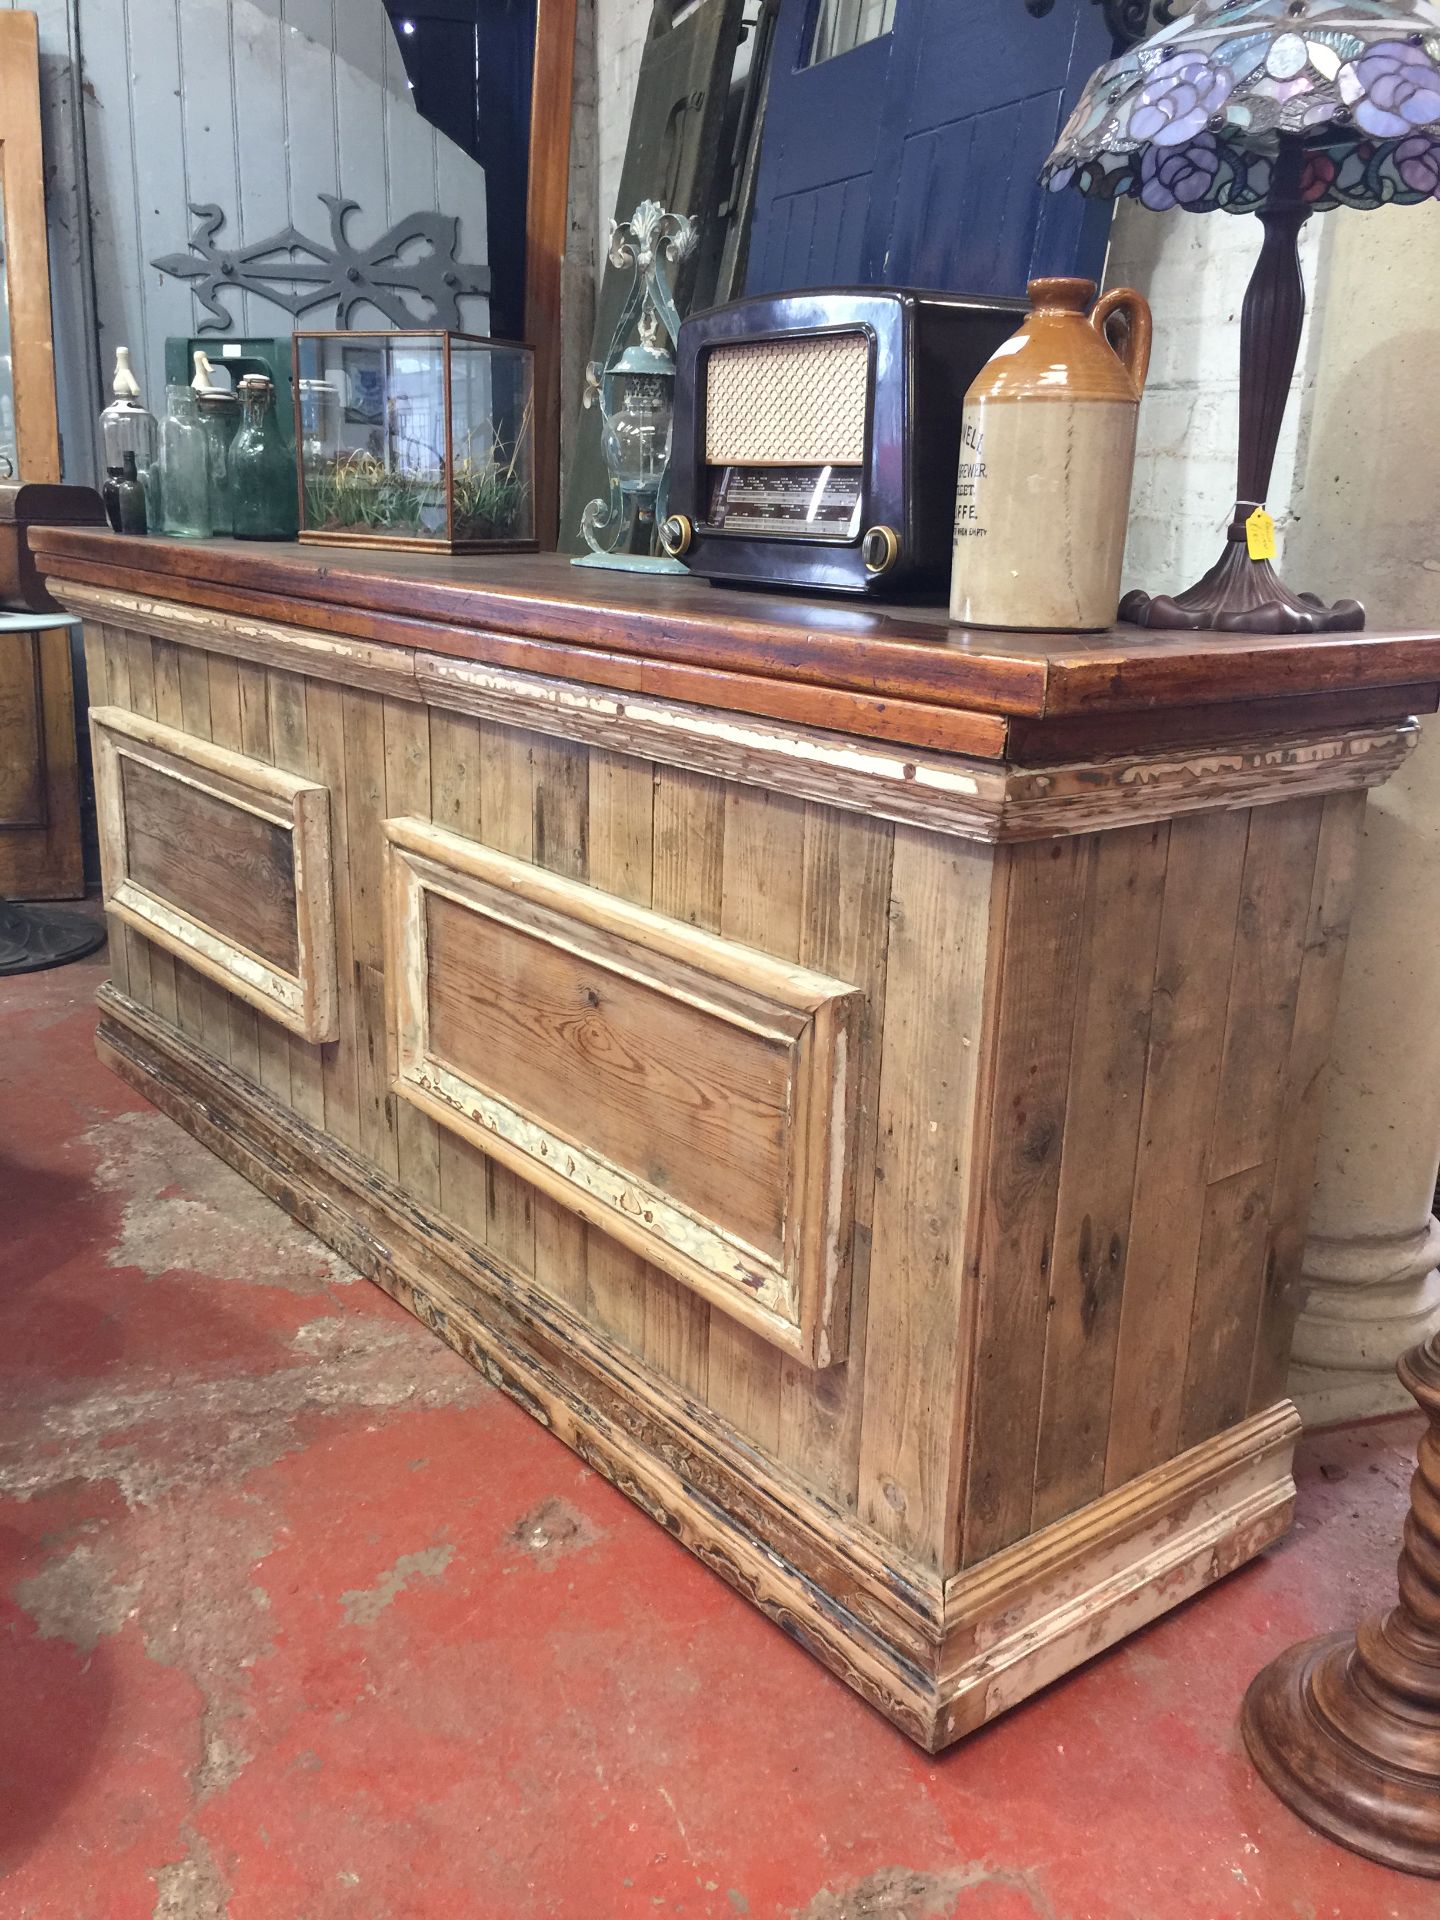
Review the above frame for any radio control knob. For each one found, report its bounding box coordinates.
[862,525,900,575]
[659,513,693,558]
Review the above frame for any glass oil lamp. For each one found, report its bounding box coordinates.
[574,200,696,573]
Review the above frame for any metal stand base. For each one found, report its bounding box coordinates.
[0,900,107,976]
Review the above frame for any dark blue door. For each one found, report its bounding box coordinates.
[745,0,1116,298]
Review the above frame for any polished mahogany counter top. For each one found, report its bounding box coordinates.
[32,528,1440,762]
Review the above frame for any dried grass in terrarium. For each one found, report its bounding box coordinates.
[303,405,532,545]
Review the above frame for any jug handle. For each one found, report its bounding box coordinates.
[1091,287,1152,395]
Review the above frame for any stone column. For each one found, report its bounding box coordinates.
[1280,201,1440,1424]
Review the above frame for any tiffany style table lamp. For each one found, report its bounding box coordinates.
[1044,0,1440,633]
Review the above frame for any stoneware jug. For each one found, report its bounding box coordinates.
[949,276,1151,631]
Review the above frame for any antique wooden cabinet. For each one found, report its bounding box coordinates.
[33,527,1440,1749]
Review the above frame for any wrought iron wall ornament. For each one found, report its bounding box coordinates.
[152,196,491,332]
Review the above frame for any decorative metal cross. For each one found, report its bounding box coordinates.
[152,195,491,332]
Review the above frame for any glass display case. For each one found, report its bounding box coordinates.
[294,331,536,553]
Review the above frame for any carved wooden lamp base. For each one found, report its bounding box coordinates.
[1242,1335,1440,1877]
[1121,523,1365,635]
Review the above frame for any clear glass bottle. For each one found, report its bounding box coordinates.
[230,374,297,540]
[100,347,160,491]
[197,386,240,536]
[159,384,212,538]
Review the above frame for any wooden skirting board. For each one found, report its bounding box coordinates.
[97,985,1301,1751]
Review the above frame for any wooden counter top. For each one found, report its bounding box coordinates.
[31,529,1440,765]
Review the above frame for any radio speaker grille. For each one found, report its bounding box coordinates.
[704,332,869,466]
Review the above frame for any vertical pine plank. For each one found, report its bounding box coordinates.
[343,688,394,1174]
[858,827,1001,1574]
[1030,821,1168,1532]
[961,835,1092,1568]
[268,669,324,1130]
[127,636,178,1031]
[1179,1163,1275,1448]
[1104,807,1251,1488]
[384,697,441,1208]
[1207,797,1324,1184]
[530,733,591,1311]
[1251,788,1368,1409]
[104,629,148,1007]
[87,626,129,1000]
[640,766,727,1393]
[777,803,895,1511]
[712,783,809,1458]
[477,719,537,1278]
[307,678,360,1152]
[233,661,275,1086]
[175,643,232,1063]
[582,747,655,1352]
[205,652,259,1083]
[430,709,490,1250]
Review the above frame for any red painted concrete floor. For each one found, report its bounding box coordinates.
[0,945,1432,1920]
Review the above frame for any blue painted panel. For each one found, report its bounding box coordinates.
[743,0,893,294]
[746,0,1116,298]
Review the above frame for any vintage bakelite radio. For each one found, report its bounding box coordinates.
[661,288,1025,598]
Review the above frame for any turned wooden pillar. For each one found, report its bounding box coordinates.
[1243,1334,1440,1875]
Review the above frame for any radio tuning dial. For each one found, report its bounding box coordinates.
[659,513,694,558]
[862,525,900,576]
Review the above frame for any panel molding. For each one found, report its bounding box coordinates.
[383,812,862,1366]
[90,704,337,1042]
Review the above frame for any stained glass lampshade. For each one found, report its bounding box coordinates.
[1044,0,1440,632]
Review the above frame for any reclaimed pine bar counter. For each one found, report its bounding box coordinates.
[34,527,1440,1749]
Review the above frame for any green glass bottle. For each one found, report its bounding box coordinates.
[230,374,298,540]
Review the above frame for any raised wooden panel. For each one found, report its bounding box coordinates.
[119,755,300,971]
[0,633,44,827]
[90,705,336,1042]
[384,813,863,1366]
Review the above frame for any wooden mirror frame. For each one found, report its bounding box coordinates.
[0,11,59,484]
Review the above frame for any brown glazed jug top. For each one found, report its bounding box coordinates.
[968,275,1152,405]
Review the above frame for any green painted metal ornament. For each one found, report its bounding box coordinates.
[574,201,698,574]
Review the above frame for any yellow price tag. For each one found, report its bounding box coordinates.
[1245,506,1277,562]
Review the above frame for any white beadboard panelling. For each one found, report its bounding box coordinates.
[26,0,488,478]
[125,0,198,407]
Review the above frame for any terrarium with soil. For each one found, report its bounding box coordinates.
[294,330,535,554]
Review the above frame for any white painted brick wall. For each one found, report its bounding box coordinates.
[1106,196,1324,601]
[596,0,650,246]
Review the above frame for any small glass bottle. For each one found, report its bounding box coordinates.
[100,347,160,492]
[230,374,298,540]
[101,466,123,532]
[159,384,212,538]
[115,451,148,535]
